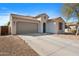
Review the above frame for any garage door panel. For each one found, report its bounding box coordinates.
[16,22,38,34]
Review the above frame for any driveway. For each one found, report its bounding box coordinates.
[19,34,79,56]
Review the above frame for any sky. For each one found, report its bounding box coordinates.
[0,3,64,26]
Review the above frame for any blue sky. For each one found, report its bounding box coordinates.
[0,3,64,26]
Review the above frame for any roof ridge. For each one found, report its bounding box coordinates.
[11,14,35,18]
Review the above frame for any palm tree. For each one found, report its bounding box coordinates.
[61,3,79,35]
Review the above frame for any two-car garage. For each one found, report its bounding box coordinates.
[10,14,40,34]
[16,22,38,34]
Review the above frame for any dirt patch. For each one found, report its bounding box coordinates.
[0,35,39,56]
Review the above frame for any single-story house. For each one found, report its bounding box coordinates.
[9,13,65,34]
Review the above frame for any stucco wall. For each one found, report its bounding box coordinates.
[37,15,48,33]
[10,14,65,34]
[35,17,43,33]
[46,22,58,33]
[10,16,16,35]
[46,21,65,33]
[38,22,43,33]
[36,17,41,21]
[10,16,40,34]
[58,22,65,33]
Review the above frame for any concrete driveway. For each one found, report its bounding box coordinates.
[19,34,79,56]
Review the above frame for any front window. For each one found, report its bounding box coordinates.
[59,22,63,30]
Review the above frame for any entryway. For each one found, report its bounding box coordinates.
[43,23,46,33]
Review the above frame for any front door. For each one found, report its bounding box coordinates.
[43,23,46,33]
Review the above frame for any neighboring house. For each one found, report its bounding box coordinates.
[65,23,79,33]
[9,13,65,34]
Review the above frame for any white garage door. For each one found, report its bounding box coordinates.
[16,22,38,34]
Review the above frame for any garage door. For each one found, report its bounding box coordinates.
[16,22,38,34]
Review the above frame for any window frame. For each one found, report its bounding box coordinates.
[59,22,63,30]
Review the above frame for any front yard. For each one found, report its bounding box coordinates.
[0,34,79,56]
[0,35,38,56]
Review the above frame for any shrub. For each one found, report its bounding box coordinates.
[70,29,76,33]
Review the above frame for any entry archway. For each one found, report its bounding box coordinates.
[43,23,46,33]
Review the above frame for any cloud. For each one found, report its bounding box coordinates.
[0,11,28,26]
[1,7,7,10]
[0,7,28,16]
[0,7,31,26]
[0,15,9,26]
[0,7,8,10]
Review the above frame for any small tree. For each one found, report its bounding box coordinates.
[4,21,10,26]
[61,3,79,35]
[7,21,10,26]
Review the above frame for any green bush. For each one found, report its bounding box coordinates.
[70,29,76,33]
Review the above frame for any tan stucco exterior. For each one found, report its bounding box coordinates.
[10,13,65,34]
[16,22,38,34]
[47,17,65,33]
[10,14,40,34]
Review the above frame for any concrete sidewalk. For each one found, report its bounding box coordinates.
[19,35,79,56]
